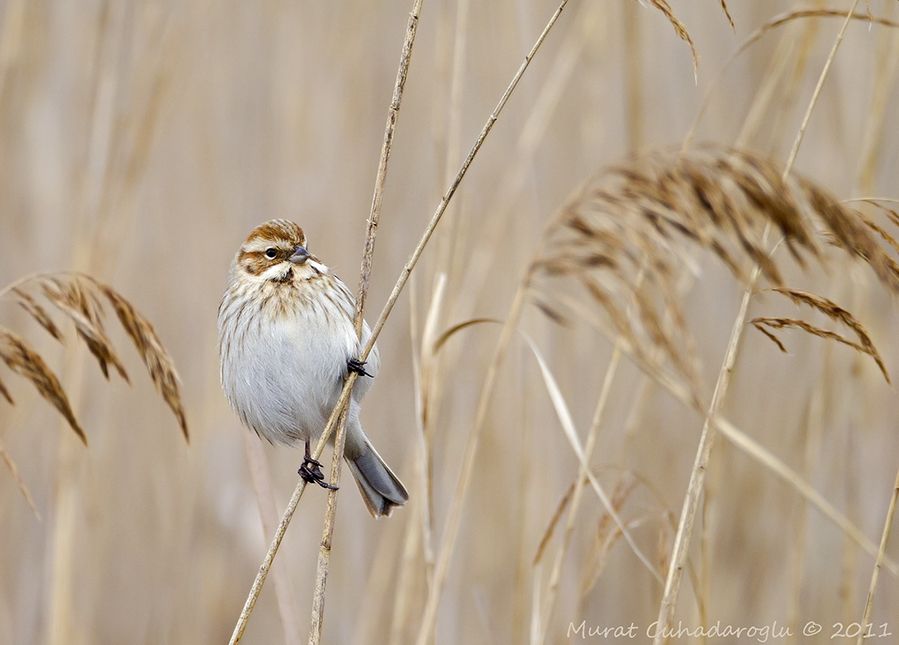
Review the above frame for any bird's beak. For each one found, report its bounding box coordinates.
[289,245,309,264]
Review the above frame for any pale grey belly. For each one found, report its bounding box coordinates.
[224,323,351,446]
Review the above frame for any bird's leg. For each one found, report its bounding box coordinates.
[347,357,372,378]
[298,440,339,490]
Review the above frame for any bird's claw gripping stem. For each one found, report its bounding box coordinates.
[299,445,339,490]
[347,358,372,378]
[299,458,339,490]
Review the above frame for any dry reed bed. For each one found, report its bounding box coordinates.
[533,146,898,400]
[1,1,898,644]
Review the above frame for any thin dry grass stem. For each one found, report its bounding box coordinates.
[413,275,446,587]
[84,12,177,276]
[363,0,571,356]
[654,4,863,637]
[388,494,424,645]
[413,285,528,645]
[847,197,899,207]
[623,1,644,153]
[426,302,668,635]
[719,0,735,30]
[242,435,302,645]
[566,469,704,621]
[751,288,890,383]
[784,2,863,172]
[421,303,668,640]
[353,490,410,644]
[716,416,898,576]
[455,1,596,315]
[0,439,39,517]
[856,469,899,645]
[685,8,899,147]
[734,11,821,150]
[532,477,580,566]
[855,31,899,194]
[513,368,538,645]
[234,1,571,641]
[502,320,661,576]
[368,272,438,643]
[435,0,470,279]
[577,477,638,594]
[529,564,544,644]
[419,304,661,642]
[0,0,26,101]
[537,340,625,643]
[425,3,585,540]
[400,280,425,644]
[641,0,698,81]
[307,0,423,640]
[538,416,636,638]
[840,436,861,621]
[0,375,11,404]
[654,247,768,644]
[229,454,323,645]
[789,388,821,635]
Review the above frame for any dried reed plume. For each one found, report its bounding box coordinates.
[532,145,899,394]
[0,329,85,443]
[1,272,189,443]
[644,0,698,78]
[752,288,890,383]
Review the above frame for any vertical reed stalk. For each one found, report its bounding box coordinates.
[654,3,863,640]
[307,1,423,641]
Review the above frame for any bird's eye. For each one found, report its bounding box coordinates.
[264,248,278,259]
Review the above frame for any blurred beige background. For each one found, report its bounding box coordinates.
[0,1,897,643]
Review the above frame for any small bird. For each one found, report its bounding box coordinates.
[218,219,408,517]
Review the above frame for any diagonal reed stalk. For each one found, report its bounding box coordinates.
[855,468,899,645]
[229,1,570,641]
[307,0,423,642]
[243,435,302,645]
[653,2,863,640]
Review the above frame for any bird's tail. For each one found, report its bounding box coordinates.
[345,438,408,518]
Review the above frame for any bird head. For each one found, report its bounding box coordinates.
[236,219,320,283]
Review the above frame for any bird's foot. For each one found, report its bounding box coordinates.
[298,457,339,490]
[347,357,372,378]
